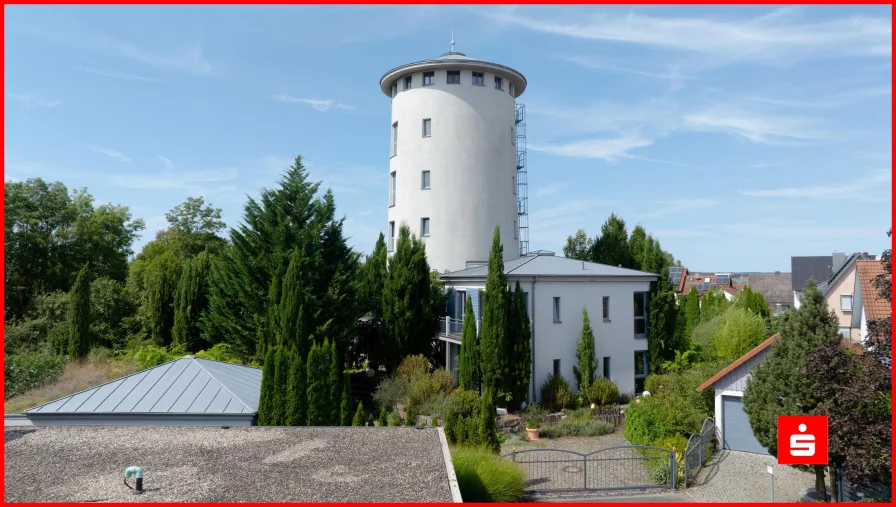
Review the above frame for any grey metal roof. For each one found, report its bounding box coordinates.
[440,255,658,279]
[379,51,527,97]
[818,252,876,294]
[791,256,833,292]
[24,356,262,416]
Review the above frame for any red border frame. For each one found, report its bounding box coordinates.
[1,1,894,506]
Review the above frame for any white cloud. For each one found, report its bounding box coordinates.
[272,95,353,112]
[529,134,653,161]
[683,107,828,145]
[641,199,719,219]
[740,170,890,201]
[99,37,212,75]
[86,144,133,163]
[480,7,891,66]
[5,91,62,108]
[157,156,175,170]
[556,55,696,82]
[79,66,169,83]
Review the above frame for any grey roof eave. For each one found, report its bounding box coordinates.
[22,412,256,427]
[440,274,658,284]
[379,58,527,97]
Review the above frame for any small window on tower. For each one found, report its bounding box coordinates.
[423,72,435,86]
[472,72,484,86]
[421,170,431,190]
[422,118,432,138]
[391,82,398,98]
[495,76,503,90]
[404,76,412,90]
[421,217,430,237]
[510,82,515,96]
[447,70,461,84]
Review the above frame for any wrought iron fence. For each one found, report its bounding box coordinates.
[503,445,677,493]
[683,417,717,489]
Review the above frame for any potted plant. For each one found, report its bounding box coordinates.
[526,419,541,440]
[523,403,547,441]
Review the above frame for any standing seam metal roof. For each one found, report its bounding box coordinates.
[440,255,658,279]
[24,356,262,415]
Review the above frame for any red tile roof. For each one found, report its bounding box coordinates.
[856,260,891,321]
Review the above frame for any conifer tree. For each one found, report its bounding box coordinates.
[352,401,365,426]
[508,281,531,407]
[270,347,290,425]
[479,225,509,395]
[572,308,597,392]
[280,248,309,356]
[743,279,839,496]
[68,264,92,359]
[458,297,480,391]
[257,347,277,426]
[378,406,388,427]
[258,265,284,362]
[382,225,432,372]
[648,275,682,368]
[306,341,328,425]
[478,390,501,454]
[684,286,701,337]
[285,347,307,426]
[172,251,214,351]
[405,399,417,426]
[340,370,352,426]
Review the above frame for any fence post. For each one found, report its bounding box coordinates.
[512,449,517,462]
[699,434,704,467]
[583,455,588,490]
[670,450,677,491]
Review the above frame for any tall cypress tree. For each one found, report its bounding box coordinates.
[306,341,327,425]
[684,286,701,337]
[478,389,501,455]
[271,347,290,425]
[458,297,479,391]
[146,251,182,346]
[68,264,92,359]
[257,347,277,426]
[172,251,214,351]
[359,233,388,370]
[382,225,432,372]
[479,225,509,395]
[572,308,597,391]
[351,401,365,426]
[647,275,681,368]
[509,280,531,407]
[285,347,307,426]
[340,370,352,426]
[280,247,309,356]
[258,263,284,362]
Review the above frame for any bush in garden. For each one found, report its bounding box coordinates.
[583,377,620,407]
[418,392,447,421]
[539,374,574,412]
[431,415,439,427]
[406,398,418,426]
[624,389,706,448]
[465,417,480,446]
[395,354,430,382]
[388,412,402,426]
[478,390,501,454]
[523,403,548,429]
[351,401,365,426]
[372,376,410,411]
[432,368,457,393]
[3,351,68,400]
[444,388,481,431]
[540,418,614,438]
[453,415,466,445]
[378,406,388,427]
[450,446,527,503]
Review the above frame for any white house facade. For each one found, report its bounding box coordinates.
[437,252,657,400]
[379,46,527,273]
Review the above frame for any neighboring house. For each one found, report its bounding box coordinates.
[697,333,863,455]
[13,356,262,427]
[4,425,462,502]
[851,259,891,344]
[736,272,793,316]
[667,267,792,314]
[438,251,658,398]
[791,255,836,309]
[817,252,876,341]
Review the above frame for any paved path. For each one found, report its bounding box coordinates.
[685,449,816,502]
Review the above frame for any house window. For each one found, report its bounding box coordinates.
[389,171,396,206]
[602,296,610,321]
[421,217,430,237]
[391,122,398,157]
[603,357,610,379]
[553,297,561,323]
[404,76,412,90]
[838,327,850,337]
[495,76,503,90]
[553,359,560,376]
[634,351,648,393]
[421,170,431,190]
[456,290,466,319]
[634,292,647,337]
[472,72,484,85]
[510,82,515,96]
[423,71,435,86]
[388,221,395,252]
[841,295,853,312]
[422,118,432,138]
[391,81,398,98]
[447,70,461,84]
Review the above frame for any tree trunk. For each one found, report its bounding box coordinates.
[814,465,828,502]
[829,464,839,503]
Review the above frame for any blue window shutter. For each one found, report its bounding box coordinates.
[446,288,456,318]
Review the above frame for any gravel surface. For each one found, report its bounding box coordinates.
[4,426,455,503]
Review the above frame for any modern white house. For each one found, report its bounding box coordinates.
[436,251,658,400]
[379,40,529,273]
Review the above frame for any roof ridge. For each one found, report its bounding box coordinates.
[24,356,187,413]
[192,355,263,372]
[190,357,254,412]
[505,255,539,274]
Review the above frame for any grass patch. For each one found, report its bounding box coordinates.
[539,417,614,439]
[450,445,527,502]
[4,354,140,413]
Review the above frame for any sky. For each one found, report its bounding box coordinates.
[4,5,892,272]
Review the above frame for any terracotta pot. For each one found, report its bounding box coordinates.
[526,428,540,441]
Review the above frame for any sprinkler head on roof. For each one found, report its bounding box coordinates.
[124,466,144,494]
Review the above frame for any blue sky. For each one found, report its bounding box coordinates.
[4,5,892,272]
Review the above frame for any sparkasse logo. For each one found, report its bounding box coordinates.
[777,415,829,465]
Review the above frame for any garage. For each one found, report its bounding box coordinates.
[721,395,767,454]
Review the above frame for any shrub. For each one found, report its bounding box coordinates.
[540,374,574,412]
[395,354,430,382]
[583,377,620,407]
[352,401,365,426]
[373,377,410,410]
[406,398,418,426]
[540,418,614,438]
[194,343,243,364]
[418,392,447,420]
[378,406,388,427]
[432,368,457,393]
[649,437,686,487]
[444,388,481,428]
[388,412,402,426]
[523,403,548,429]
[409,373,440,407]
[431,415,439,427]
[450,446,526,503]
[134,344,173,369]
[4,351,68,400]
[478,391,501,454]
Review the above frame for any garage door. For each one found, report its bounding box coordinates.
[722,395,767,454]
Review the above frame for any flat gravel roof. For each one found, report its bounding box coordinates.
[5,426,456,503]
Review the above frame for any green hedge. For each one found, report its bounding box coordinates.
[4,351,68,400]
[450,446,526,502]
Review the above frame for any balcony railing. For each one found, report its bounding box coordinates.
[439,316,479,337]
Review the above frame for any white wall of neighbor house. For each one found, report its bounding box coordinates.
[444,277,652,400]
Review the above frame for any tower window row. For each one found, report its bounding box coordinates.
[391,69,517,98]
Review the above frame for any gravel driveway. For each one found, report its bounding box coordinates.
[685,449,816,502]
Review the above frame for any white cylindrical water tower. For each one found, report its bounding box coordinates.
[379,44,527,274]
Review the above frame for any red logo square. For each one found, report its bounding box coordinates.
[777,415,828,465]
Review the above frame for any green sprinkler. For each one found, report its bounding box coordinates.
[124,466,144,494]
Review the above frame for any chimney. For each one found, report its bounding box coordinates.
[775,271,780,276]
[832,252,846,274]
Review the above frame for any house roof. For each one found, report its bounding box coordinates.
[697,334,780,392]
[856,260,891,321]
[791,256,833,292]
[818,252,876,295]
[4,426,460,502]
[24,356,262,416]
[743,272,793,304]
[441,254,658,279]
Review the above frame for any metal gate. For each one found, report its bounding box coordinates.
[503,446,677,493]
[684,417,718,488]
